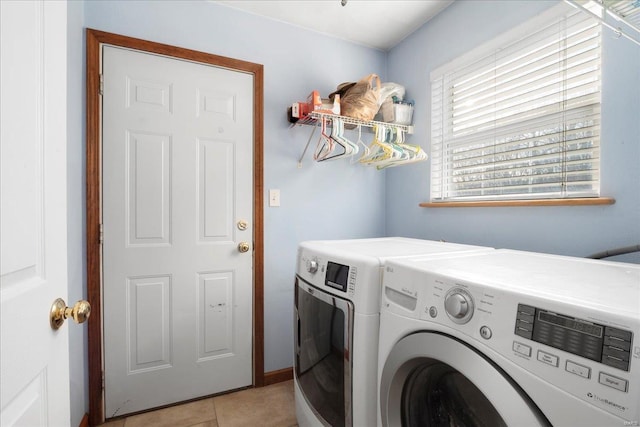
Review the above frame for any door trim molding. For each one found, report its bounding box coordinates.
[86,28,264,426]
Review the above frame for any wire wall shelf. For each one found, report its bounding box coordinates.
[293,111,414,134]
[291,112,415,167]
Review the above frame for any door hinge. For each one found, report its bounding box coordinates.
[99,74,104,95]
[99,223,104,244]
[102,370,105,390]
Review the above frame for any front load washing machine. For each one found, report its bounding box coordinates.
[378,249,639,427]
[293,238,494,427]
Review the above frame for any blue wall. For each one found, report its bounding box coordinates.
[386,0,640,260]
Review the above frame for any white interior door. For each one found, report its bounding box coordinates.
[0,1,71,426]
[102,46,254,417]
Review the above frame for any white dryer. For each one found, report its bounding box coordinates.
[293,237,494,427]
[378,250,640,427]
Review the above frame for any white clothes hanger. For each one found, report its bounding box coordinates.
[316,117,359,162]
[351,125,370,164]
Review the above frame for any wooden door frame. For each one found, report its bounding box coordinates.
[86,29,264,426]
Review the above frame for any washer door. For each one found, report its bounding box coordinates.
[379,332,551,427]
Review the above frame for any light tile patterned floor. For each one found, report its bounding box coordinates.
[100,380,297,427]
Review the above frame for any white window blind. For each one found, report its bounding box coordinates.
[430,6,601,202]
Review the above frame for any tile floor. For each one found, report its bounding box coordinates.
[100,380,297,427]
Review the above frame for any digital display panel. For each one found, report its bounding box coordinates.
[325,261,349,292]
[538,311,603,338]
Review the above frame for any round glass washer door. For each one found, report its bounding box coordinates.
[379,332,551,427]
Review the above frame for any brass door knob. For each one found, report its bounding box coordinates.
[238,242,250,253]
[50,298,91,330]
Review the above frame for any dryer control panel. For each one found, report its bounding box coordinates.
[297,245,384,315]
[325,261,353,294]
[299,253,356,297]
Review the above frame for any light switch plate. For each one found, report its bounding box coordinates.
[269,189,280,207]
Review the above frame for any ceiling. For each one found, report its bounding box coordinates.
[212,0,455,51]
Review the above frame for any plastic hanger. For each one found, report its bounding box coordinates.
[351,125,370,164]
[375,129,428,169]
[313,115,334,161]
[359,125,393,165]
[335,119,359,157]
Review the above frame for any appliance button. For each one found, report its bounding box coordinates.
[516,312,534,323]
[428,306,438,318]
[515,319,533,332]
[514,326,533,340]
[513,341,531,357]
[306,259,318,274]
[517,304,536,316]
[598,372,628,392]
[537,350,559,367]
[566,360,591,379]
[480,326,492,339]
[604,327,632,342]
[602,355,630,371]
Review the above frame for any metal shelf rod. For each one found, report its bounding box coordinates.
[297,125,317,168]
[306,112,414,134]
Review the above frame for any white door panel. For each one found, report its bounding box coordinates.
[102,46,253,417]
[0,1,70,426]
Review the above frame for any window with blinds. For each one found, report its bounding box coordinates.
[430,6,601,202]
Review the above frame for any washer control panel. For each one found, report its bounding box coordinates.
[515,304,633,372]
[394,276,639,422]
[506,303,636,420]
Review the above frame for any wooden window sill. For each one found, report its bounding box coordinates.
[420,197,615,208]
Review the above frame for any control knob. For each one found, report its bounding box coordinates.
[444,288,474,324]
[306,258,318,274]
